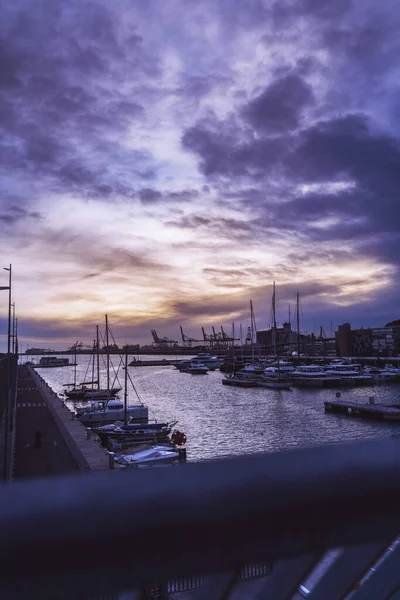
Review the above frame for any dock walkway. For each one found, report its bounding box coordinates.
[14,366,110,479]
[14,366,80,479]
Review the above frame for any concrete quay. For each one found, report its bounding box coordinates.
[27,366,110,472]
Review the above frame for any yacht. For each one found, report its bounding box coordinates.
[76,399,148,426]
[237,364,265,378]
[292,365,327,378]
[324,364,363,377]
[184,362,209,374]
[268,361,295,373]
[93,420,175,447]
[65,385,121,401]
[35,356,74,368]
[384,364,400,374]
[194,353,224,370]
[365,366,400,381]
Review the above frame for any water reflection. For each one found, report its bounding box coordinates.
[34,355,400,461]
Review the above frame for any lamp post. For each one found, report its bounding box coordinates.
[2,265,11,355]
[1,265,12,481]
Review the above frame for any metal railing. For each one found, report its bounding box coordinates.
[1,437,400,599]
[0,354,18,481]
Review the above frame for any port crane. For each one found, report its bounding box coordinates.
[151,330,178,348]
[202,326,239,349]
[180,327,202,348]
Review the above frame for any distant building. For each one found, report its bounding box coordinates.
[122,344,140,352]
[336,323,400,357]
[336,323,353,357]
[102,344,119,352]
[257,323,310,355]
[26,348,50,355]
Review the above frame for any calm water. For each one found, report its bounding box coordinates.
[33,355,400,461]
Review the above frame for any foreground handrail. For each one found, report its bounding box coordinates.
[2,437,400,598]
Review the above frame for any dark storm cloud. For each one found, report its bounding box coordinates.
[182,117,289,178]
[242,73,314,133]
[0,205,42,224]
[0,0,157,206]
[166,214,262,242]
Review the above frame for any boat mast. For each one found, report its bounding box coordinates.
[289,304,292,356]
[272,283,277,358]
[296,292,300,359]
[232,322,236,375]
[96,325,100,391]
[124,346,128,425]
[250,299,255,362]
[91,339,95,391]
[73,342,77,388]
[105,314,110,393]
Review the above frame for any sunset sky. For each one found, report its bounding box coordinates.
[1,0,400,349]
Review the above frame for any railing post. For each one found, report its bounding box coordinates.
[86,428,91,440]
[108,452,115,470]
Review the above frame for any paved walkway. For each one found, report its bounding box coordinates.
[14,366,80,480]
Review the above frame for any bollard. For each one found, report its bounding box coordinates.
[108,452,115,470]
[87,428,91,440]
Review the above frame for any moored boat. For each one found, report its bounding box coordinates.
[93,420,176,447]
[77,399,148,426]
[116,445,182,468]
[182,361,209,374]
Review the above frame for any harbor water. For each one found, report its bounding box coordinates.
[34,355,400,461]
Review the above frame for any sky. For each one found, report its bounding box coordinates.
[1,0,400,349]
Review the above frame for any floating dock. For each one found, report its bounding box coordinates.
[293,376,373,388]
[324,399,400,421]
[128,359,181,367]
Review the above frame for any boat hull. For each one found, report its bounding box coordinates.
[78,406,148,427]
[222,378,258,388]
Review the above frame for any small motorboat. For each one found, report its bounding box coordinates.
[116,446,181,468]
[184,361,209,374]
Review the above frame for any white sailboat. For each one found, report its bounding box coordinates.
[258,283,292,390]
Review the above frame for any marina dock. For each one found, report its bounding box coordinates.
[15,365,110,478]
[293,376,373,388]
[128,358,181,367]
[324,399,400,421]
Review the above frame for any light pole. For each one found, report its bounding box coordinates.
[11,303,15,355]
[2,265,11,355]
[1,265,12,481]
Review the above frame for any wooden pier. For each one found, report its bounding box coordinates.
[324,399,400,421]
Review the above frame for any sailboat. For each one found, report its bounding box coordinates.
[65,319,121,400]
[76,336,148,426]
[258,283,292,390]
[222,321,259,387]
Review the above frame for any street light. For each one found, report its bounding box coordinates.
[1,264,11,355]
[1,265,12,481]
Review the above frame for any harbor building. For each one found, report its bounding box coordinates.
[336,322,400,357]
